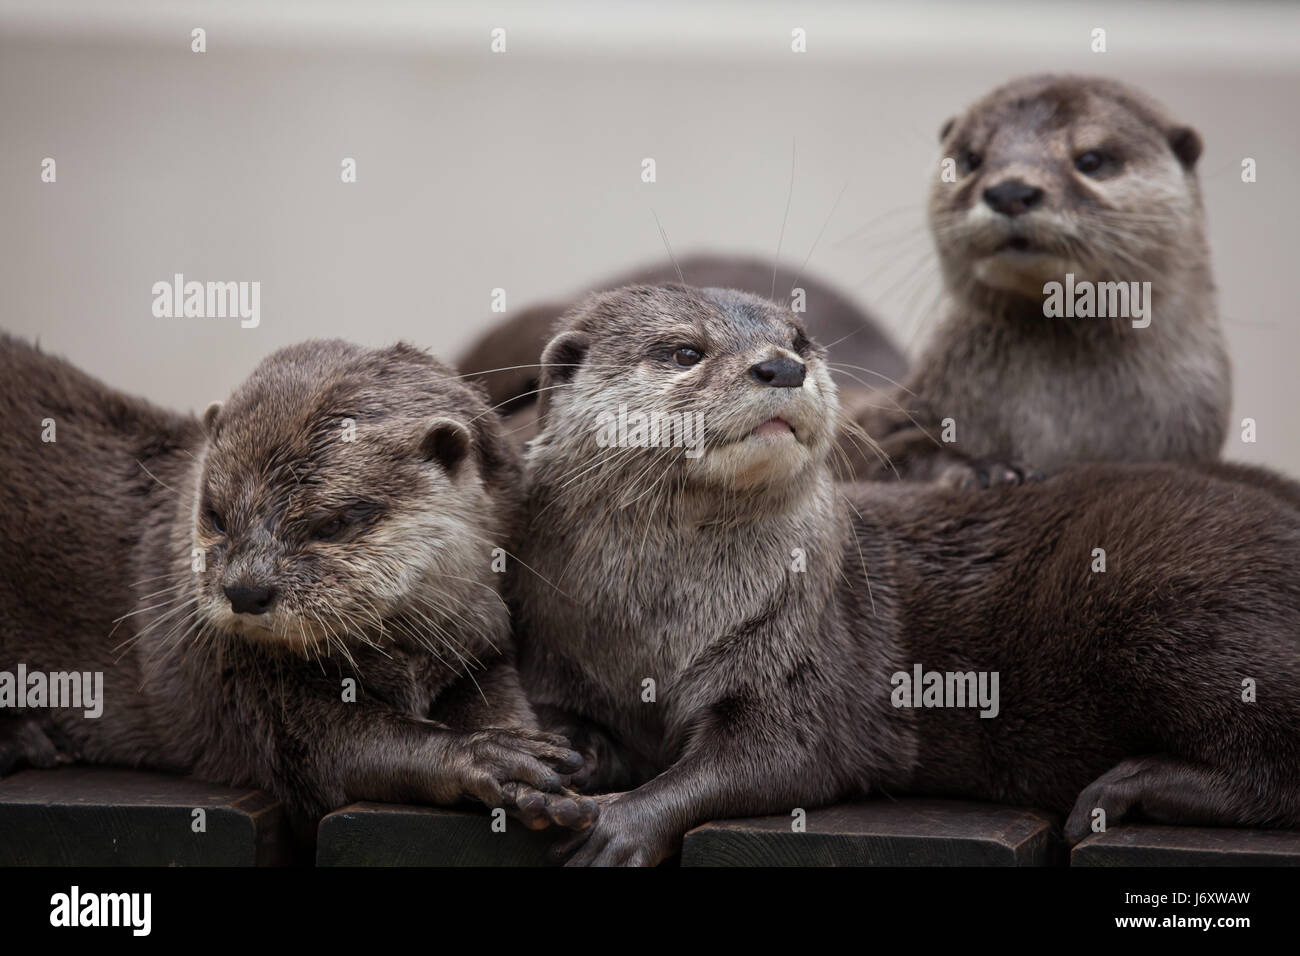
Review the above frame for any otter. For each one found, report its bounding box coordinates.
[0,335,596,841]
[456,253,907,462]
[513,284,1300,866]
[849,74,1230,485]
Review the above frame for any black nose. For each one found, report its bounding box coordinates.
[983,180,1044,217]
[749,357,806,388]
[224,584,277,615]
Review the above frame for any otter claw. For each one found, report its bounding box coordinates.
[942,459,1045,490]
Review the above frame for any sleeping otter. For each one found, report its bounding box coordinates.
[0,335,596,841]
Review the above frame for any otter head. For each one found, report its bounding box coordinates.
[529,285,838,504]
[930,74,1204,303]
[191,340,517,654]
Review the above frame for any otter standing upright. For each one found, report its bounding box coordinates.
[851,74,1230,483]
[0,336,595,839]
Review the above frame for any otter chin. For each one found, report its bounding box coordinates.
[214,610,332,653]
[695,413,819,490]
[971,248,1080,299]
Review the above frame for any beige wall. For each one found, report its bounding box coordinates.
[2,0,1297,472]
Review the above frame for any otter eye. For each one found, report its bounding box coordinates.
[959,149,982,174]
[1074,150,1107,174]
[207,510,226,535]
[672,347,702,368]
[313,517,345,542]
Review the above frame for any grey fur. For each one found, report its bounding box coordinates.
[851,74,1230,484]
[0,335,596,842]
[456,254,907,468]
[515,285,1300,866]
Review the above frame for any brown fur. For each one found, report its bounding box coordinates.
[852,74,1229,485]
[0,335,596,842]
[514,285,1300,866]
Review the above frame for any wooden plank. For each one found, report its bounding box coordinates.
[316,802,559,867]
[0,766,292,866]
[1072,825,1300,866]
[681,799,1063,866]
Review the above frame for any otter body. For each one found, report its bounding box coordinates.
[516,285,1300,866]
[0,335,593,839]
[853,74,1229,482]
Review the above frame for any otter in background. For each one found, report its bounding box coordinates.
[514,285,1300,866]
[0,336,596,841]
[456,253,907,462]
[849,74,1230,485]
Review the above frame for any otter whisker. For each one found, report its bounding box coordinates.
[132,457,183,499]
[468,379,583,424]
[112,596,202,655]
[650,208,685,284]
[831,200,927,249]
[826,363,921,400]
[786,177,851,309]
[443,525,579,604]
[414,608,490,681]
[771,138,796,301]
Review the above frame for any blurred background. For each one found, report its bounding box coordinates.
[1,0,1297,470]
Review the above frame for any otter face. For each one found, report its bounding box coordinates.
[532,285,838,499]
[929,74,1203,301]
[190,340,514,654]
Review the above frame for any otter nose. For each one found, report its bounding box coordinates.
[224,584,277,615]
[749,357,806,388]
[983,180,1044,217]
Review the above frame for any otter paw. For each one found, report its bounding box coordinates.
[549,793,672,867]
[940,459,1045,491]
[501,781,599,831]
[0,718,71,777]
[1064,759,1150,844]
[454,727,586,808]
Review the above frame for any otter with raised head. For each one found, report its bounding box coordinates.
[456,253,907,457]
[0,336,596,840]
[850,74,1230,484]
[515,284,1300,866]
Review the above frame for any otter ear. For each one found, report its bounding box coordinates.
[938,117,955,142]
[1167,125,1203,169]
[537,329,591,422]
[202,401,222,434]
[420,417,473,475]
